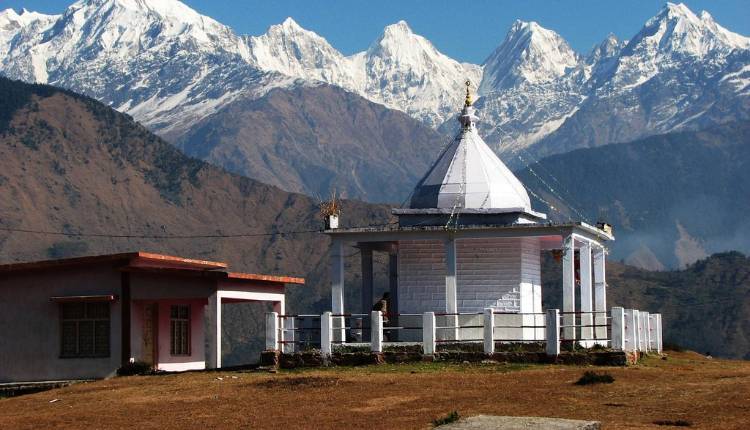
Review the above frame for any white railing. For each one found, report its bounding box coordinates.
[265,307,663,357]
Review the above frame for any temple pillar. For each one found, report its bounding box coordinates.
[580,243,593,341]
[562,235,576,341]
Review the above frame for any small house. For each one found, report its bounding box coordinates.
[0,251,303,382]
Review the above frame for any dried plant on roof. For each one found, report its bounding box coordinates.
[319,190,341,218]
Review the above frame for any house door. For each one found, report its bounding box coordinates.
[142,303,158,366]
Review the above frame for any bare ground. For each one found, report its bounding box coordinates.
[1,352,749,429]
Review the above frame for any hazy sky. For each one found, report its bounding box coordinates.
[5,0,750,63]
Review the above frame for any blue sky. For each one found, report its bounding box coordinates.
[5,0,750,63]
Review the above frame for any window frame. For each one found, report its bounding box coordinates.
[169,304,191,356]
[59,301,111,359]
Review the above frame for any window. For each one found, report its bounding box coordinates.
[60,302,110,358]
[170,304,190,356]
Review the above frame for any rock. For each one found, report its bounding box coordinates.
[436,415,601,429]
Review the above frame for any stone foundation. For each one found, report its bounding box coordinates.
[268,348,629,369]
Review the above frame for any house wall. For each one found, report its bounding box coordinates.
[156,299,206,371]
[0,265,123,383]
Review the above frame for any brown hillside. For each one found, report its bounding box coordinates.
[175,84,444,203]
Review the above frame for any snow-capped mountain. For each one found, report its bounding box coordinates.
[0,8,58,58]
[1,0,748,162]
[0,0,291,138]
[530,2,750,159]
[245,18,480,127]
[479,20,579,93]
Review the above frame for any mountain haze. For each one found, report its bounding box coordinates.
[518,121,750,269]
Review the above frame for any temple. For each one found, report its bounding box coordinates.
[324,82,614,344]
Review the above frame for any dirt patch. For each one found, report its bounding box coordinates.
[0,352,748,429]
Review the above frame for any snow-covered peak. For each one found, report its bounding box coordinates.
[588,33,622,63]
[0,8,59,58]
[357,20,482,126]
[51,0,247,56]
[631,2,750,57]
[479,19,579,94]
[1,8,57,29]
[245,17,352,86]
[366,20,435,58]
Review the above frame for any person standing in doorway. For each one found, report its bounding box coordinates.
[373,292,390,341]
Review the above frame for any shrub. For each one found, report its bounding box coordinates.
[575,371,615,385]
[433,411,460,427]
[653,419,692,427]
[117,361,154,376]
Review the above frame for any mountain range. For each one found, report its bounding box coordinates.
[2,1,748,163]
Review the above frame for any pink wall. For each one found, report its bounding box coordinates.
[130,299,206,372]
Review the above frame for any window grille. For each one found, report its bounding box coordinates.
[170,304,190,356]
[60,302,110,358]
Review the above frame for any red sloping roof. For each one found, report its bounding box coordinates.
[0,251,226,273]
[226,272,305,285]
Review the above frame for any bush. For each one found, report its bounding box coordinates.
[117,361,154,376]
[662,342,684,352]
[433,411,460,427]
[653,419,692,427]
[575,371,615,385]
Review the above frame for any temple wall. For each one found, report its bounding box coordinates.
[397,238,541,315]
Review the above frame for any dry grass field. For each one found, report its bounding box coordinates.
[1,351,749,429]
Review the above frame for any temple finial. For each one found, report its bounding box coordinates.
[464,80,473,107]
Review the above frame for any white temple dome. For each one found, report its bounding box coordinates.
[409,84,533,213]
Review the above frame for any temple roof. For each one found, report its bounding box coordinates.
[408,83,534,213]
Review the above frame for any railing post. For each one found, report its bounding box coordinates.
[483,308,495,354]
[283,315,295,354]
[546,309,560,356]
[423,312,436,356]
[610,307,625,351]
[624,309,636,352]
[371,310,383,353]
[656,314,663,353]
[266,312,279,351]
[321,311,333,356]
[635,310,643,352]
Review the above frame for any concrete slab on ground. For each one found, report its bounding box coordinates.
[437,415,601,429]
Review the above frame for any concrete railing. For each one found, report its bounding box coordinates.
[265,307,663,357]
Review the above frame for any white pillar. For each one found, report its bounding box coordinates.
[648,314,658,351]
[634,310,643,352]
[330,240,345,342]
[371,311,383,353]
[593,246,607,340]
[546,309,560,356]
[483,308,494,354]
[580,243,593,341]
[562,235,576,340]
[207,292,221,369]
[423,312,436,356]
[444,237,459,341]
[656,314,663,353]
[265,312,279,351]
[624,309,637,352]
[283,314,295,354]
[321,311,333,356]
[611,307,625,351]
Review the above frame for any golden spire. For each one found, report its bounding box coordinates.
[464,80,473,107]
